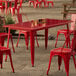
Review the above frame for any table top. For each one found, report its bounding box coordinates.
[3,19,71,32]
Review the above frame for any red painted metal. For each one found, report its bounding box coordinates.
[47,31,76,76]
[8,0,22,15]
[3,19,71,66]
[29,0,42,8]
[0,2,5,13]
[46,1,54,7]
[35,0,42,8]
[16,14,39,49]
[0,0,15,14]
[55,14,76,48]
[28,0,54,8]
[0,46,14,72]
[29,0,35,7]
[0,33,15,53]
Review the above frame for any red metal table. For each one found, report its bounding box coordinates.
[3,19,71,67]
[0,0,15,14]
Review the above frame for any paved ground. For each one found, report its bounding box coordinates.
[0,0,76,76]
[0,39,76,76]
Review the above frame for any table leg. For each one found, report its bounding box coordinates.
[45,29,48,49]
[30,31,35,67]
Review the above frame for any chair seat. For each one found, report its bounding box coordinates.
[0,46,14,72]
[58,29,73,33]
[0,32,12,35]
[0,33,12,39]
[51,47,71,54]
[0,46,10,51]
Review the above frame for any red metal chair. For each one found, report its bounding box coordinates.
[55,14,76,48]
[16,14,39,49]
[40,0,47,7]
[29,0,42,8]
[0,2,5,13]
[0,46,14,72]
[0,17,15,53]
[29,0,35,7]
[46,0,54,7]
[47,32,76,76]
[35,0,42,8]
[0,33,15,53]
[39,0,54,8]
[9,0,22,16]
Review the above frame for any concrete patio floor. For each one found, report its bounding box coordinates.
[0,39,76,76]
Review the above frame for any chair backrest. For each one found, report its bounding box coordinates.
[17,14,22,23]
[70,14,76,30]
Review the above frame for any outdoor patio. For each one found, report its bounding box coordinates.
[0,0,76,76]
[0,39,76,76]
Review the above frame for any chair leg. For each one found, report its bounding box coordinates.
[47,1,54,7]
[36,35,39,47]
[24,32,29,50]
[35,32,39,47]
[5,54,7,62]
[63,54,71,76]
[16,32,21,47]
[72,53,76,68]
[58,56,62,70]
[10,36,15,53]
[55,32,60,48]
[1,37,5,46]
[34,3,37,8]
[11,8,15,16]
[29,2,31,7]
[64,34,69,48]
[51,2,54,7]
[39,3,41,8]
[47,2,49,7]
[1,9,4,13]
[17,8,20,14]
[33,2,35,8]
[47,53,53,75]
[8,50,14,72]
[1,63,2,69]
[44,1,46,7]
[0,54,3,68]
[21,7,23,14]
